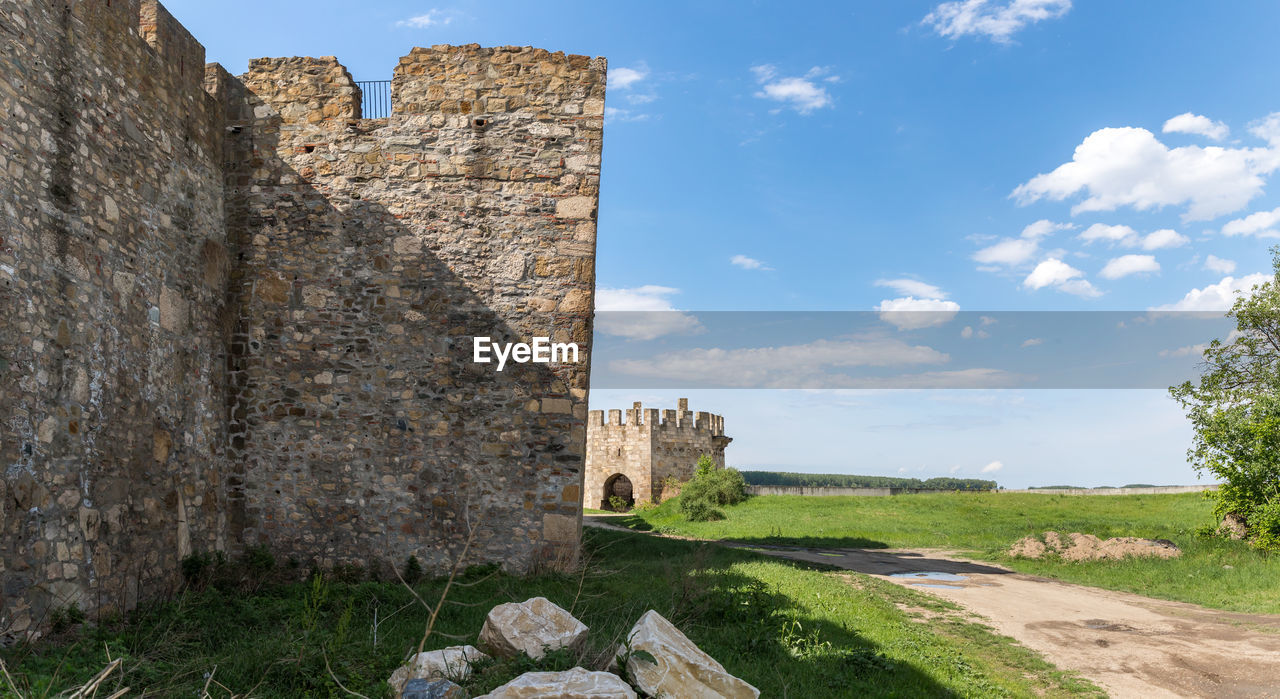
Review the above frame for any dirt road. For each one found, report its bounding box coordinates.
[733,544,1280,698]
[584,519,1280,697]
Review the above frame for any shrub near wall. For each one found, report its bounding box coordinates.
[679,456,747,521]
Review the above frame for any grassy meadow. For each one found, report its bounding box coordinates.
[618,492,1280,614]
[0,528,1100,698]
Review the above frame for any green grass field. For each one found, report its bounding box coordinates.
[0,528,1099,697]
[618,492,1280,614]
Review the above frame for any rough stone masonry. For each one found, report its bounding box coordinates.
[0,0,605,636]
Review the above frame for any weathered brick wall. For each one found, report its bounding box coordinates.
[0,0,231,636]
[222,46,604,573]
[584,400,730,508]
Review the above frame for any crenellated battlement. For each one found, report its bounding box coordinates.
[243,56,361,123]
[588,398,727,435]
[137,0,207,94]
[394,44,606,118]
[584,399,732,509]
[237,45,606,128]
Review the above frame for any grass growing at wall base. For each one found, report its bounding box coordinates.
[0,529,1100,697]
[618,492,1280,614]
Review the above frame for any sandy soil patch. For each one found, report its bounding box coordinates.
[1009,531,1182,561]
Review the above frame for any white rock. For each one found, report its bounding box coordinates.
[388,645,488,695]
[618,610,759,699]
[479,597,588,659]
[479,667,636,698]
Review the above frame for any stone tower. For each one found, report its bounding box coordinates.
[584,399,731,509]
[0,0,603,635]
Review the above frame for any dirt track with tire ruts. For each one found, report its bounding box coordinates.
[735,544,1280,698]
[585,517,1280,697]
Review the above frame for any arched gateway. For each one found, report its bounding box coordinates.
[603,473,635,510]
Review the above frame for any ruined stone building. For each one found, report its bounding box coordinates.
[0,0,604,635]
[584,400,731,510]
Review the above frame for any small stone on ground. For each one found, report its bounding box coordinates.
[478,667,636,698]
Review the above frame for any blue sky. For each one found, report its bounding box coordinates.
[167,0,1280,486]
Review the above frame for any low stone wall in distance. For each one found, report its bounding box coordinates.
[1000,485,1217,496]
[746,485,1217,497]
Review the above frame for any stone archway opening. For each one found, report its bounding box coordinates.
[602,473,634,511]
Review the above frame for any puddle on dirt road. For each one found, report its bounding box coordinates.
[890,572,968,582]
[915,584,964,589]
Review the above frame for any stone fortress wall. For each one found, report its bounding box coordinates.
[584,399,731,509]
[0,0,604,636]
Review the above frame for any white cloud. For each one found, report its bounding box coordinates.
[1078,224,1186,250]
[1151,273,1270,311]
[1012,126,1280,221]
[980,315,998,325]
[922,0,1071,43]
[1140,229,1190,250]
[609,336,949,388]
[1204,255,1236,274]
[1056,279,1102,297]
[1249,112,1280,146]
[875,278,947,298]
[961,325,990,340]
[1158,342,1209,358]
[610,340,1021,388]
[395,10,452,28]
[1020,219,1074,239]
[608,65,649,91]
[604,107,649,124]
[974,238,1037,265]
[1100,254,1160,280]
[1078,223,1139,246]
[1220,206,1280,237]
[751,65,835,114]
[875,297,961,330]
[981,460,1004,474]
[1021,338,1044,347]
[730,254,773,271]
[595,285,703,340]
[1159,329,1242,357]
[596,286,682,312]
[1162,113,1229,141]
[1020,258,1103,297]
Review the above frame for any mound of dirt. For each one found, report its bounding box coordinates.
[1009,531,1181,561]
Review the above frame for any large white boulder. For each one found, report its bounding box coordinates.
[479,597,588,659]
[388,645,488,695]
[479,667,636,698]
[617,610,759,699]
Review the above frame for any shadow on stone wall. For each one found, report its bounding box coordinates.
[218,72,590,577]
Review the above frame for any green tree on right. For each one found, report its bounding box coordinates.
[1171,246,1280,551]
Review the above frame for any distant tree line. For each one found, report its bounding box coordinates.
[1026,484,1161,489]
[740,471,997,491]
